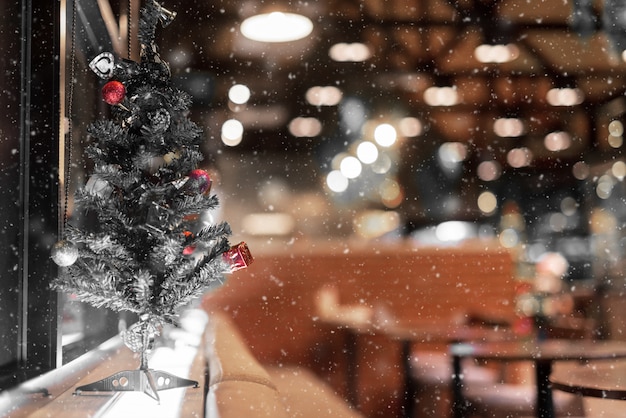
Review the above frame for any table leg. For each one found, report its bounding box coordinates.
[401,340,416,418]
[344,329,359,406]
[451,354,467,418]
[535,360,554,418]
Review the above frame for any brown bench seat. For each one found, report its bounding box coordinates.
[204,311,363,418]
[203,241,519,417]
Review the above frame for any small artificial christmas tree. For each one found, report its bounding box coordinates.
[51,0,252,400]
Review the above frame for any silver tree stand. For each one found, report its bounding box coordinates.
[74,319,198,402]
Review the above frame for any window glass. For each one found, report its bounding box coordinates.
[0,0,62,386]
[58,0,136,363]
[0,0,24,371]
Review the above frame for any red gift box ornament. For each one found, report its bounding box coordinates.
[223,242,253,272]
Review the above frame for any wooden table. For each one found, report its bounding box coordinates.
[322,314,512,418]
[390,321,514,418]
[449,339,626,418]
[551,360,626,400]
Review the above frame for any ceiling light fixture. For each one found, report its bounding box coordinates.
[240,12,313,43]
[545,87,584,106]
[242,213,295,236]
[477,191,498,214]
[221,119,244,146]
[546,75,584,106]
[228,84,251,105]
[398,117,423,137]
[477,160,502,182]
[373,123,398,147]
[474,43,519,64]
[356,141,379,164]
[340,156,363,179]
[493,117,526,137]
[507,147,533,168]
[326,170,349,193]
[305,86,343,106]
[544,131,572,151]
[423,85,459,106]
[329,42,372,62]
[475,15,519,64]
[288,117,323,137]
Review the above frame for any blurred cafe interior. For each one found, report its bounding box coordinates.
[4,0,626,417]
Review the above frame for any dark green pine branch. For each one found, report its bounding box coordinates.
[173,194,220,219]
[52,0,236,328]
[138,0,161,62]
[158,252,229,320]
[73,189,135,230]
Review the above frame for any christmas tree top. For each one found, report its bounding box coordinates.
[52,1,252,341]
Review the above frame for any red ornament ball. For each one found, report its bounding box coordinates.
[182,245,196,256]
[102,80,126,105]
[186,169,212,194]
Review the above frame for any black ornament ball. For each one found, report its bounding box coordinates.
[148,108,171,133]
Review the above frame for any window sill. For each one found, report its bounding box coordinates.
[0,336,124,416]
[0,312,207,417]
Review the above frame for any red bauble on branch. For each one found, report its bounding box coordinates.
[223,242,253,272]
[182,245,196,256]
[102,80,126,105]
[185,169,212,195]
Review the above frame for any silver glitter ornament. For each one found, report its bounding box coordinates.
[51,240,79,267]
[85,175,113,198]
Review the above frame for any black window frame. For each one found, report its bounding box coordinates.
[0,0,127,390]
[0,0,62,389]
